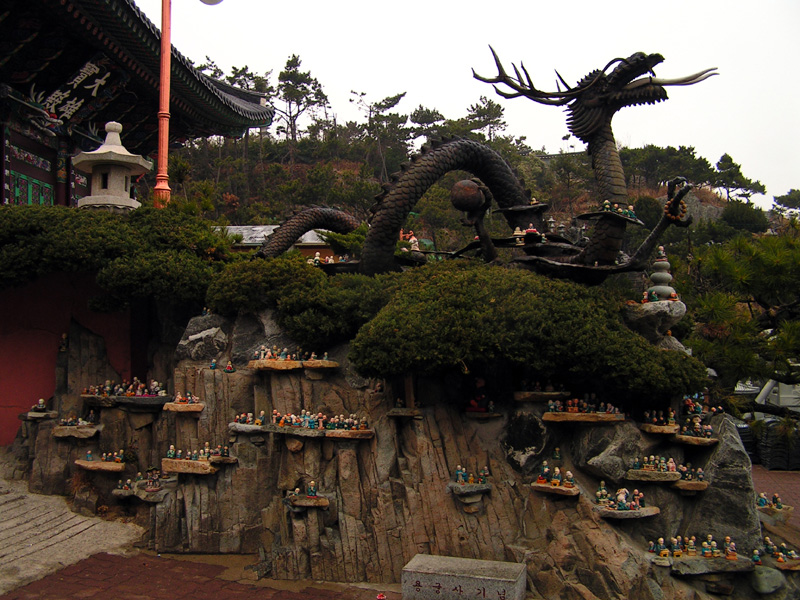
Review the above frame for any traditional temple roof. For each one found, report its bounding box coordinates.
[0,0,274,153]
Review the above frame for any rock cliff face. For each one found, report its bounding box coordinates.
[15,310,785,599]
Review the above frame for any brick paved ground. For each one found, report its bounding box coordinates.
[751,464,800,530]
[0,553,401,600]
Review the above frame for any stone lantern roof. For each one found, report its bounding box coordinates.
[73,122,153,212]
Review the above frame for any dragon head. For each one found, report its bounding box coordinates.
[474,49,717,144]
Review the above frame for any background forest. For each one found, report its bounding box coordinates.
[7,54,792,417]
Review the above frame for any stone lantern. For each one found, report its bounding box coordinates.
[73,121,152,212]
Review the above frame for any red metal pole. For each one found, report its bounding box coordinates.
[153,0,172,208]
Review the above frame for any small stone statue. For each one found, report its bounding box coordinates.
[307,480,317,497]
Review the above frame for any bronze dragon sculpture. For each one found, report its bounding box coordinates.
[257,51,716,284]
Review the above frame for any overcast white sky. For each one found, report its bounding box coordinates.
[135,0,798,208]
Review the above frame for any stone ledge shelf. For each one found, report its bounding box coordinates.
[52,424,104,439]
[82,395,169,411]
[672,480,709,494]
[513,390,570,403]
[625,470,682,482]
[208,456,238,465]
[247,359,339,371]
[758,505,794,523]
[284,495,330,513]
[112,488,136,499]
[670,556,754,576]
[229,423,374,439]
[447,482,492,496]
[593,506,660,519]
[163,402,205,413]
[530,482,580,497]
[22,411,59,421]
[672,435,719,446]
[542,412,624,423]
[161,458,217,475]
[639,423,680,435]
[74,459,124,472]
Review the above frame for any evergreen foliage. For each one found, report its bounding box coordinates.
[0,205,235,310]
[349,263,707,404]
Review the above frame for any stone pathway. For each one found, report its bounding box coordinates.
[0,552,402,600]
[0,479,142,595]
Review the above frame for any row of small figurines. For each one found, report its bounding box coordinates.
[599,200,637,219]
[172,391,201,404]
[165,442,230,460]
[454,465,491,485]
[59,410,98,426]
[595,482,647,510]
[631,456,705,480]
[84,449,124,462]
[116,468,162,491]
[757,492,786,509]
[649,534,799,563]
[533,463,576,488]
[234,409,369,430]
[83,377,166,398]
[546,399,622,414]
[252,345,329,362]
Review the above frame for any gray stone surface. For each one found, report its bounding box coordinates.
[174,314,231,361]
[0,478,142,594]
[621,301,686,345]
[750,565,786,594]
[670,556,754,576]
[679,415,762,554]
[402,554,525,600]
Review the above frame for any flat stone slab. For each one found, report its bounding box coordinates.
[161,458,217,475]
[23,411,59,421]
[758,505,794,518]
[324,429,375,439]
[775,560,800,571]
[447,482,492,496]
[162,402,205,412]
[530,482,580,496]
[82,395,168,411]
[402,554,526,600]
[208,456,238,465]
[52,424,103,438]
[463,412,503,420]
[111,488,136,498]
[387,408,423,418]
[640,423,679,434]
[248,359,304,371]
[513,390,570,402]
[542,412,625,423]
[228,422,267,434]
[262,423,324,436]
[74,459,125,472]
[672,435,719,446]
[287,495,330,509]
[625,470,682,482]
[593,506,660,519]
[670,557,754,576]
[302,359,340,369]
[672,480,709,492]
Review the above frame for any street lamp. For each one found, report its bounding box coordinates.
[153,0,224,208]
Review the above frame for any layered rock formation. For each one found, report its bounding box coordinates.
[11,309,797,599]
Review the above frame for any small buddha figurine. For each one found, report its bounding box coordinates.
[751,549,762,564]
[307,480,317,497]
[550,466,562,486]
[85,450,93,461]
[725,542,737,560]
[224,361,236,373]
[210,359,217,370]
[552,447,561,460]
